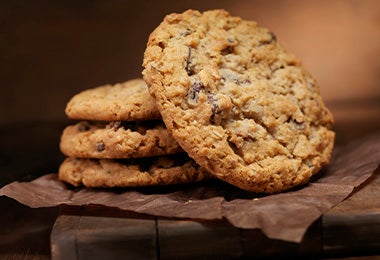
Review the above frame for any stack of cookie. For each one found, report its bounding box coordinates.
[58,78,211,188]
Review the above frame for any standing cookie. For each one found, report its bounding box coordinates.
[65,78,161,121]
[143,9,335,193]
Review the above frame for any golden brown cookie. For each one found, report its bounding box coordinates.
[58,155,212,188]
[65,78,161,121]
[143,9,335,193]
[60,120,183,159]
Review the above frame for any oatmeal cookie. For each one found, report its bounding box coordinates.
[58,154,211,188]
[60,120,183,159]
[143,9,335,193]
[65,78,160,121]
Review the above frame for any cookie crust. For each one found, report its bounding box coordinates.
[143,9,335,193]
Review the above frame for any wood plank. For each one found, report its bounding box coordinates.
[322,169,380,255]
[51,215,157,260]
[241,219,322,259]
[50,215,78,260]
[157,219,242,259]
[50,216,323,259]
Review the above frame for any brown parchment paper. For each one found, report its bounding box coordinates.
[1,133,380,243]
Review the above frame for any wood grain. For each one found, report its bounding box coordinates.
[322,169,380,255]
[51,215,157,260]
[157,219,242,259]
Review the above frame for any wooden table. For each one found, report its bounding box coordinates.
[48,169,379,260]
[0,114,379,259]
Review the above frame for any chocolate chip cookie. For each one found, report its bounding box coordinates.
[60,120,183,159]
[65,78,161,121]
[143,9,335,193]
[58,154,212,188]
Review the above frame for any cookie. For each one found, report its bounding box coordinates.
[58,154,212,188]
[60,120,183,159]
[65,78,161,121]
[143,9,335,193]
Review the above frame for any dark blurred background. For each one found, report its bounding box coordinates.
[1,0,379,126]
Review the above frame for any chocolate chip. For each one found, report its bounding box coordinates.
[211,103,219,115]
[239,79,251,85]
[269,31,277,43]
[221,45,234,55]
[228,140,240,155]
[96,141,106,152]
[185,47,195,76]
[207,94,221,124]
[207,94,219,115]
[259,31,277,46]
[158,41,165,49]
[187,81,204,101]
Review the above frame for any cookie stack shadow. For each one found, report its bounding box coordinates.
[58,78,212,188]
